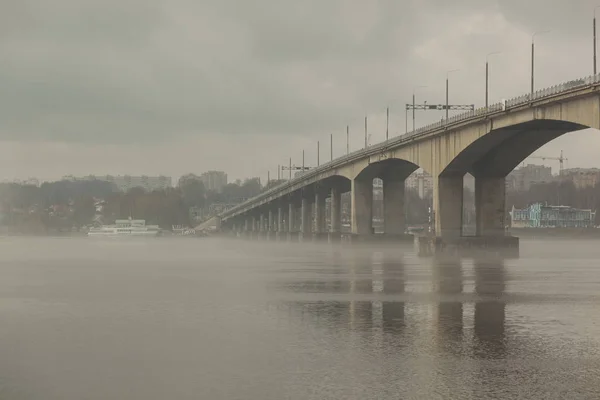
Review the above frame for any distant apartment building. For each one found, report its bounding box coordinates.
[510,203,596,228]
[506,164,553,192]
[200,171,227,192]
[405,171,433,199]
[62,175,172,192]
[560,168,600,189]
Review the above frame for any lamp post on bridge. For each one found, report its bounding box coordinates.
[330,133,333,161]
[346,125,349,155]
[317,141,320,166]
[594,7,600,74]
[531,30,551,97]
[486,52,501,109]
[364,116,368,149]
[446,69,459,120]
[386,107,389,141]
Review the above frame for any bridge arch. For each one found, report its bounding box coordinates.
[349,158,424,235]
[439,118,590,237]
[354,158,421,182]
[441,119,588,178]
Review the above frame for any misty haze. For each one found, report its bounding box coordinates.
[2,1,600,399]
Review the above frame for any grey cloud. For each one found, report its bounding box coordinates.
[0,0,599,149]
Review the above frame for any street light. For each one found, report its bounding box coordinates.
[532,30,551,96]
[446,70,459,120]
[346,125,349,155]
[386,107,389,141]
[594,7,600,74]
[330,133,333,161]
[412,85,427,131]
[486,52,501,109]
[364,116,368,149]
[317,141,320,166]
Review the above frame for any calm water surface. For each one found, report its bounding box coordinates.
[0,237,599,399]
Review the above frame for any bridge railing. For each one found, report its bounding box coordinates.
[221,73,600,219]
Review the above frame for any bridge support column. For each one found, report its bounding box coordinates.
[329,187,341,242]
[300,196,312,241]
[435,176,463,238]
[318,195,326,233]
[313,192,327,241]
[276,206,284,241]
[475,177,506,236]
[314,193,322,233]
[259,213,266,240]
[351,178,373,236]
[267,209,274,240]
[250,216,256,239]
[287,203,296,241]
[383,179,405,235]
[422,175,518,257]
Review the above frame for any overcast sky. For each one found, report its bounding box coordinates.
[1,0,599,183]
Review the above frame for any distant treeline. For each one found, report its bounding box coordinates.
[0,175,287,233]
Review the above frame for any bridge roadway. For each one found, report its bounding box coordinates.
[219,74,600,251]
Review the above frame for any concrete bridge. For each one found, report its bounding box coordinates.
[219,74,600,250]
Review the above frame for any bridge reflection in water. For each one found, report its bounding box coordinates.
[277,249,507,353]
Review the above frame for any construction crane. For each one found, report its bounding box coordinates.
[526,150,568,174]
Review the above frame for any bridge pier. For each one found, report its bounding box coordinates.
[258,213,266,240]
[329,187,342,243]
[250,215,256,240]
[243,219,249,239]
[266,209,274,240]
[351,178,373,236]
[287,202,297,241]
[276,206,285,241]
[313,191,328,241]
[383,178,412,241]
[416,174,519,257]
[435,175,463,238]
[300,196,312,242]
[475,177,506,236]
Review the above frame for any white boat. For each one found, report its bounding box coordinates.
[88,218,161,237]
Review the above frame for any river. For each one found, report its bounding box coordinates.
[0,237,598,399]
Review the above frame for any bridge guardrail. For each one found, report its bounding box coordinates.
[221,73,600,219]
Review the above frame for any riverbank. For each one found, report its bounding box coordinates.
[509,227,600,239]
